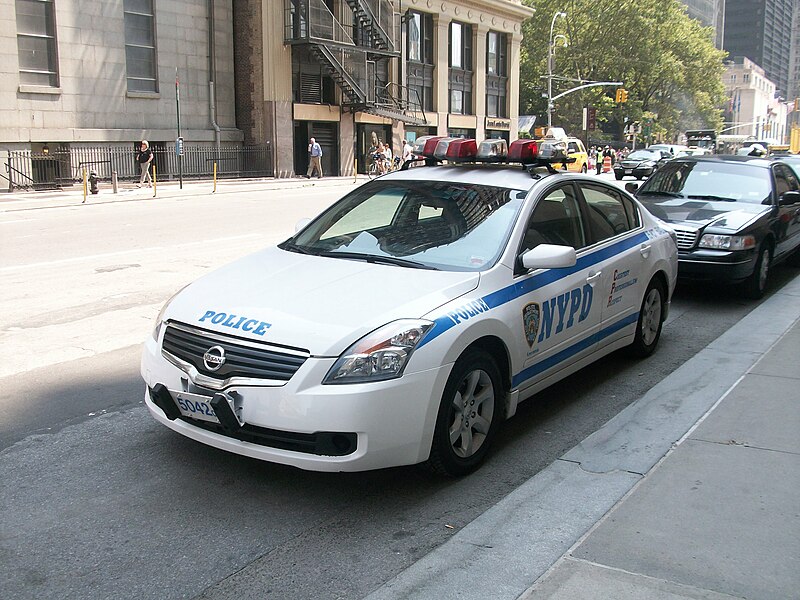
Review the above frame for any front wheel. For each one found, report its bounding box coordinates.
[615,173,624,180]
[743,241,771,299]
[628,278,665,358]
[426,349,503,477]
[367,163,378,180]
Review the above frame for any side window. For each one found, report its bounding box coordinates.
[773,165,799,197]
[581,184,632,242]
[522,185,586,252]
[567,142,579,153]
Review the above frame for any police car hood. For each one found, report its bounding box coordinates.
[637,196,768,231]
[164,246,479,356]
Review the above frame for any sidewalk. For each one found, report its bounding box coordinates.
[0,175,365,212]
[368,274,800,600]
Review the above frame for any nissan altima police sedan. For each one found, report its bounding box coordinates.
[141,138,678,476]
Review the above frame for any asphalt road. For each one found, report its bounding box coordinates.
[2,179,798,600]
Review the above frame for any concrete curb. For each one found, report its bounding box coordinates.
[365,273,800,600]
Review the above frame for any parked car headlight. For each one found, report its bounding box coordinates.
[151,285,189,341]
[323,319,434,384]
[698,233,756,251]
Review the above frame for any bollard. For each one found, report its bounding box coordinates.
[152,164,157,197]
[213,161,217,193]
[82,168,87,203]
[112,170,118,194]
[89,169,99,194]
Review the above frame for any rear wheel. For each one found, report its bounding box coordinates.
[426,349,503,477]
[628,278,665,358]
[743,241,771,299]
[615,173,623,180]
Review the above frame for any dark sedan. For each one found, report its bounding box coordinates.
[614,149,671,181]
[626,155,800,298]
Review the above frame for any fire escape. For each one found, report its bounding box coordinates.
[285,0,427,125]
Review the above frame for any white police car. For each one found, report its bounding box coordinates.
[141,137,678,476]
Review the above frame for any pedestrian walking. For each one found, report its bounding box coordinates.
[402,139,414,164]
[306,137,323,178]
[136,140,153,187]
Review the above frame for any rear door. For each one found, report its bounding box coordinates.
[575,182,648,348]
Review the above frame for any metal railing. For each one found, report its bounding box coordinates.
[4,145,274,190]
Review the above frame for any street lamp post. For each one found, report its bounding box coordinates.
[547,11,567,128]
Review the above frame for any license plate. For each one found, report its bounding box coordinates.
[172,391,219,424]
[625,169,632,174]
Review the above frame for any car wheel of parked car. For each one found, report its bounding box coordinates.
[615,173,623,180]
[743,241,772,299]
[628,278,665,358]
[427,349,502,477]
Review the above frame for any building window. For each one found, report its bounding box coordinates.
[449,21,473,115]
[124,0,157,92]
[406,11,434,112]
[743,73,750,82]
[486,31,507,118]
[15,0,59,87]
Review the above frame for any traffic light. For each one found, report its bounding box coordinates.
[619,88,629,103]
[615,89,622,103]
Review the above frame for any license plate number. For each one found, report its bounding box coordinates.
[625,169,632,174]
[172,391,219,423]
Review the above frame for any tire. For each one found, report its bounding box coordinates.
[628,277,665,358]
[367,163,378,180]
[426,349,503,477]
[615,173,623,180]
[743,241,771,299]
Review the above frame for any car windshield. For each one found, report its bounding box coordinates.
[283,180,526,272]
[627,150,658,160]
[638,161,771,204]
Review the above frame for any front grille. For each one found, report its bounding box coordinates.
[672,227,699,250]
[162,322,308,382]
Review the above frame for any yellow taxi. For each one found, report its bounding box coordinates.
[535,128,589,173]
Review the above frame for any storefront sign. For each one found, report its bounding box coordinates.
[485,118,511,131]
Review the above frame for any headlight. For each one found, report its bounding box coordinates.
[698,234,756,251]
[151,285,189,341]
[323,319,434,384]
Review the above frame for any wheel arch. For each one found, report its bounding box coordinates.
[460,335,512,418]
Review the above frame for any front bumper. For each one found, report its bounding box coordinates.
[141,336,452,472]
[677,248,757,282]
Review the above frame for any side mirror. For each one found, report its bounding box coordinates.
[779,190,800,206]
[294,218,312,233]
[520,244,577,271]
[625,182,639,194]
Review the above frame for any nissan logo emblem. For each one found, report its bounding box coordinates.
[203,345,226,371]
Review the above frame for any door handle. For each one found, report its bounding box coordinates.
[586,270,602,284]
[640,243,652,258]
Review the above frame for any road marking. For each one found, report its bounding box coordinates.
[0,233,262,273]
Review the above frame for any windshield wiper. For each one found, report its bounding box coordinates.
[686,195,738,202]
[641,190,684,197]
[318,251,437,270]
[280,241,315,255]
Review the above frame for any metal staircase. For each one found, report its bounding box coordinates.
[285,0,426,125]
[343,0,396,54]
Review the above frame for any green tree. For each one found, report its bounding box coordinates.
[520,0,726,142]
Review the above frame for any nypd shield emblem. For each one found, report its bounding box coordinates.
[523,303,540,347]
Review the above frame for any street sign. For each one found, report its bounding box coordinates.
[587,107,596,130]
[175,137,184,156]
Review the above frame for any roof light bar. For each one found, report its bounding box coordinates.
[508,140,539,164]
[412,136,445,158]
[477,139,508,162]
[444,138,478,162]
